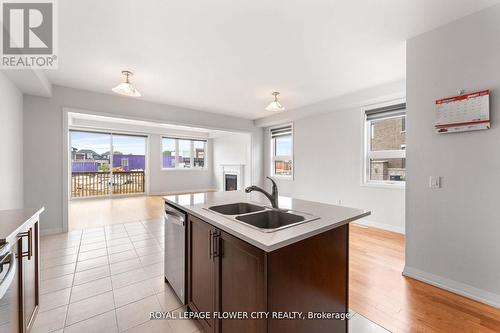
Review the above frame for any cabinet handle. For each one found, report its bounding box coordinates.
[208,230,213,259]
[212,231,221,259]
[18,227,32,260]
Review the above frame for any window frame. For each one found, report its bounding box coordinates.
[270,123,294,180]
[161,136,208,171]
[362,100,406,188]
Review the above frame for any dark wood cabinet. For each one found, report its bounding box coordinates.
[187,215,217,333]
[18,221,40,333]
[187,214,348,333]
[218,231,266,333]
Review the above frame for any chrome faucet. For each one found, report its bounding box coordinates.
[245,177,279,209]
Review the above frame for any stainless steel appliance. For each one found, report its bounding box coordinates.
[0,241,19,333]
[164,202,186,304]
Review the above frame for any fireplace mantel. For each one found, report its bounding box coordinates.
[220,164,245,191]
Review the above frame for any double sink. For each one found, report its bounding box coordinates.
[207,202,319,233]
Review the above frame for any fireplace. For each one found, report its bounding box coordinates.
[221,164,244,191]
[225,174,238,191]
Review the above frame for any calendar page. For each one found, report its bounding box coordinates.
[435,90,490,134]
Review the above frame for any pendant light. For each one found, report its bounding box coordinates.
[112,70,141,97]
[265,91,285,112]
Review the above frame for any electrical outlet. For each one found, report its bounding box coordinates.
[429,176,441,189]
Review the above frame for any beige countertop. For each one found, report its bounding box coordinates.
[0,207,45,244]
[163,191,369,252]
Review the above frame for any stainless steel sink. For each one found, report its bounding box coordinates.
[236,210,305,230]
[206,202,320,233]
[208,202,266,215]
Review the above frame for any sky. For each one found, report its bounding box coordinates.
[70,131,146,155]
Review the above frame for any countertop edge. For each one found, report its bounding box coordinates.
[3,207,45,244]
[164,198,370,252]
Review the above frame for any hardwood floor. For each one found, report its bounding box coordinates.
[69,195,165,230]
[69,197,500,332]
[349,224,500,332]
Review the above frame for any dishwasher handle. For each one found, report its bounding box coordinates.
[0,252,16,300]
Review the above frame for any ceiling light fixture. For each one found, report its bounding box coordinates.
[112,70,141,97]
[265,91,285,112]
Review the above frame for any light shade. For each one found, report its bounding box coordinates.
[112,70,141,97]
[112,82,141,97]
[265,91,285,112]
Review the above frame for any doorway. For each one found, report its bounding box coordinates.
[70,130,147,198]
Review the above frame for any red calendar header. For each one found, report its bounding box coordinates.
[436,89,489,105]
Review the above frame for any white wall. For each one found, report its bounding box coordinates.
[262,84,406,233]
[0,71,23,210]
[24,85,263,233]
[212,133,252,191]
[149,134,215,194]
[405,4,500,307]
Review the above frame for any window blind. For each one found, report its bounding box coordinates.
[270,124,292,138]
[365,103,406,121]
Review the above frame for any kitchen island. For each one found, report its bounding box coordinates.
[164,191,369,333]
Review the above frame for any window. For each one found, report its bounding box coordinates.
[270,124,293,178]
[161,137,207,169]
[121,158,129,167]
[364,102,406,185]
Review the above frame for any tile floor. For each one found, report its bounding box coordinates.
[35,218,389,333]
[35,218,201,333]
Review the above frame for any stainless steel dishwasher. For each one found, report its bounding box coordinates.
[0,241,19,333]
[164,202,186,304]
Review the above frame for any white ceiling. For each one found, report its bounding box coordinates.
[45,0,499,119]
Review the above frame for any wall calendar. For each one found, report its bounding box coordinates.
[435,90,490,134]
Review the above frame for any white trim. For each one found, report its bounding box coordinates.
[149,188,217,196]
[270,122,294,179]
[403,266,500,309]
[361,98,407,187]
[353,220,405,234]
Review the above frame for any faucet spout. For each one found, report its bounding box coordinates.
[245,177,279,208]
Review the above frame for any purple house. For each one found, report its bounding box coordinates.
[112,154,145,171]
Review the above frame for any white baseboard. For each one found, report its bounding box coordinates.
[150,188,217,196]
[40,227,64,236]
[403,266,500,309]
[353,219,405,234]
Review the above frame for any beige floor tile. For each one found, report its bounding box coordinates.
[41,239,81,251]
[41,254,78,269]
[39,288,71,313]
[75,255,109,272]
[79,241,106,253]
[109,249,138,264]
[71,277,112,303]
[77,247,108,261]
[148,276,167,294]
[107,237,132,247]
[129,233,153,242]
[110,258,142,275]
[139,253,163,266]
[156,288,182,312]
[113,279,156,308]
[132,239,159,249]
[108,243,135,255]
[73,265,110,286]
[123,319,172,333]
[167,307,202,333]
[106,232,130,241]
[40,262,76,281]
[30,305,67,333]
[40,246,79,259]
[64,310,118,333]
[116,295,162,332]
[40,274,74,295]
[142,262,163,278]
[111,267,148,289]
[135,244,162,257]
[80,236,106,245]
[66,291,115,326]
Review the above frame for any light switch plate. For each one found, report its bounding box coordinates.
[429,176,441,189]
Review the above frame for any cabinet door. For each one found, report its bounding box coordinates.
[219,231,266,333]
[0,239,21,333]
[20,222,39,332]
[187,215,216,333]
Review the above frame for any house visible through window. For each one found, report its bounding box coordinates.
[364,103,406,185]
[162,137,207,169]
[270,124,293,178]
